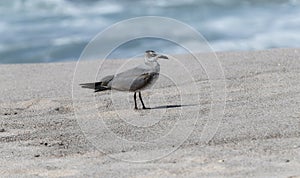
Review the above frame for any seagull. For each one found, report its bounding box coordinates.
[80,50,169,109]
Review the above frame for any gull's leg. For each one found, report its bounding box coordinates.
[138,92,149,109]
[134,92,138,109]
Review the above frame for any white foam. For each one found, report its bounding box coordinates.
[52,36,83,46]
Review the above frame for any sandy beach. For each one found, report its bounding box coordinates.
[1,48,300,177]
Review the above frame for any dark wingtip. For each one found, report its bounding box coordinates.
[79,82,98,90]
[79,83,96,86]
[80,82,110,92]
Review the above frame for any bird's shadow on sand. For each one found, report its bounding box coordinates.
[149,104,198,110]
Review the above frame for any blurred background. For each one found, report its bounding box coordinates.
[1,0,300,63]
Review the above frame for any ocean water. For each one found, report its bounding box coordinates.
[1,0,300,63]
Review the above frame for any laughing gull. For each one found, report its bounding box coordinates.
[80,50,169,109]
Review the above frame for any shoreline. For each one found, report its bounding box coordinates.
[0,47,295,65]
[0,48,300,177]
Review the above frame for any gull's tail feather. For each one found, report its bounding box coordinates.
[80,82,110,92]
[80,75,114,92]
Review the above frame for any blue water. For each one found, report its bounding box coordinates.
[1,0,300,63]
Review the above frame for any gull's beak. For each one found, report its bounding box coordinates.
[157,55,169,60]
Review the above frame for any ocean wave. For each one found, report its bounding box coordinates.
[1,0,300,63]
[0,0,123,15]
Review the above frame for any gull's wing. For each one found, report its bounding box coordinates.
[115,65,150,77]
[111,65,158,91]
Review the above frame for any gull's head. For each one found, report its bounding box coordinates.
[144,50,168,63]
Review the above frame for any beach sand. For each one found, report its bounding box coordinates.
[0,48,300,177]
